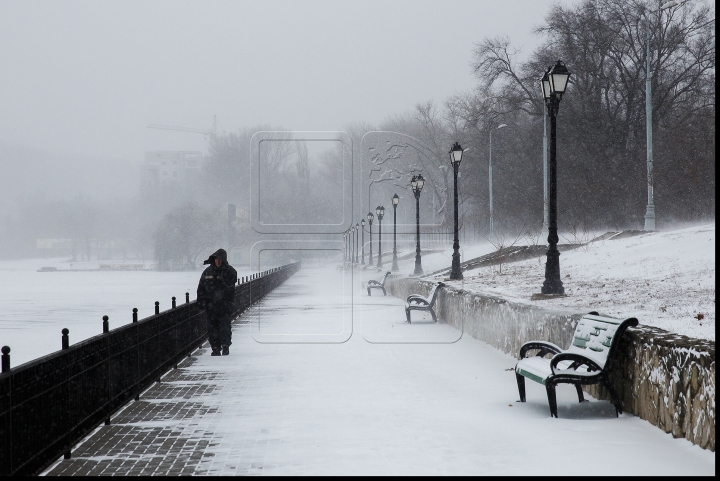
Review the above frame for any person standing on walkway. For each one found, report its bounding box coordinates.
[197,248,238,356]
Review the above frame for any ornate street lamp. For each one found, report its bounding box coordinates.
[355,223,359,263]
[411,174,425,276]
[361,218,366,264]
[489,124,507,233]
[343,231,349,262]
[376,205,385,268]
[391,194,400,272]
[367,212,374,265]
[539,60,571,295]
[449,143,464,280]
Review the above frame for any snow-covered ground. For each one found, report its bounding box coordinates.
[387,222,715,341]
[1,222,714,367]
[42,266,714,475]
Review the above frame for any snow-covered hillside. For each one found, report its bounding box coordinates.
[410,223,715,341]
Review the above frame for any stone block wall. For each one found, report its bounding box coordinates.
[386,278,715,451]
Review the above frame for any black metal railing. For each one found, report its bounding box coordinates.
[0,262,300,476]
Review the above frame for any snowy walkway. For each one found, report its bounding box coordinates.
[44,267,714,476]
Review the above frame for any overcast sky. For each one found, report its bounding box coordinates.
[0,0,579,163]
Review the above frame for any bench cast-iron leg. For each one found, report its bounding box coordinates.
[602,376,622,417]
[546,381,559,418]
[429,309,437,322]
[575,383,585,403]
[516,372,526,402]
[367,287,371,296]
[405,308,411,323]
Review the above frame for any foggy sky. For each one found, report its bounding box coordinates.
[0,0,578,165]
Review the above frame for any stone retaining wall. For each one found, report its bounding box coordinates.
[386,278,715,451]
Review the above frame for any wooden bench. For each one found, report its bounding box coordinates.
[367,271,391,296]
[405,282,445,323]
[514,312,638,418]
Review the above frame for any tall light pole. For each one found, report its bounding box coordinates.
[411,174,425,276]
[644,0,681,231]
[361,218,366,264]
[367,212,374,265]
[391,194,400,272]
[376,206,385,268]
[450,143,464,280]
[489,124,507,233]
[539,60,571,295]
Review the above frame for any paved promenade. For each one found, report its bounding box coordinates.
[43,267,714,476]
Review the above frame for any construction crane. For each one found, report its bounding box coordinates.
[147,115,218,137]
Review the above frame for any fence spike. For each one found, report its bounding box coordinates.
[133,308,138,323]
[102,316,109,333]
[1,346,9,372]
[172,296,176,309]
[155,301,160,315]
[62,328,69,350]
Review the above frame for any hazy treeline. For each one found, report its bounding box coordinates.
[363,0,715,233]
[0,0,713,263]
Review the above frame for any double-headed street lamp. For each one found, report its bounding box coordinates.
[449,143,464,280]
[391,194,400,272]
[489,124,507,233]
[376,206,385,268]
[539,60,571,295]
[361,218,366,264]
[367,212,374,265]
[411,174,425,276]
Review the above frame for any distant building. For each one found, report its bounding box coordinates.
[142,151,203,190]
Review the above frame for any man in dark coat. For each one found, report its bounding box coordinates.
[197,248,238,356]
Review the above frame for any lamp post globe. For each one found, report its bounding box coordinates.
[367,212,374,265]
[376,206,385,268]
[539,60,570,296]
[361,219,366,264]
[449,142,464,280]
[411,174,425,276]
[391,194,400,272]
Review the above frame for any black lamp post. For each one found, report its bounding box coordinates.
[347,229,351,263]
[355,223,359,263]
[449,142,464,280]
[376,206,385,268]
[361,218,366,264]
[411,174,425,275]
[367,212,374,265]
[539,60,571,295]
[391,194,400,272]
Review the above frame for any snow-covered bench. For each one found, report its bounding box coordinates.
[336,261,352,271]
[367,271,391,296]
[514,312,638,418]
[405,282,445,323]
